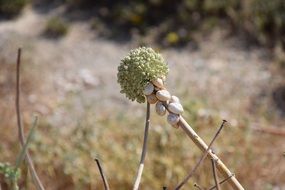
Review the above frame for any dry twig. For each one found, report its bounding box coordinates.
[175,120,227,189]
[177,116,243,189]
[16,48,45,190]
[211,159,221,190]
[95,158,110,190]
[133,102,151,190]
[247,124,285,136]
[208,174,234,190]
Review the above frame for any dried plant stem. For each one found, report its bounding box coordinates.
[16,48,45,190]
[245,124,285,136]
[133,102,151,190]
[177,117,244,190]
[211,159,221,190]
[95,159,110,190]
[208,174,234,190]
[175,120,227,190]
[15,116,39,169]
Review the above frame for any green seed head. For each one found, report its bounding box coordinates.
[117,47,169,103]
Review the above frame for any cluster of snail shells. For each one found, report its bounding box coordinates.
[143,78,184,128]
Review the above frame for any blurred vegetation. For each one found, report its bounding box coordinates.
[0,57,284,189]
[1,0,284,50]
[64,0,285,50]
[0,0,27,17]
[44,17,69,38]
[2,97,284,189]
[1,0,285,189]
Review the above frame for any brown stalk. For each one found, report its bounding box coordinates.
[16,48,45,190]
[243,124,285,136]
[208,174,235,190]
[176,117,244,190]
[175,120,227,190]
[211,159,221,190]
[95,158,110,190]
[133,102,151,190]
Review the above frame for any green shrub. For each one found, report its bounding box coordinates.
[44,17,69,38]
[243,0,285,47]
[74,0,285,50]
[0,0,27,16]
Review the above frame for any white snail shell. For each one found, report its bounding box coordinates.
[152,78,164,88]
[156,90,171,101]
[147,94,158,104]
[171,123,179,129]
[155,101,166,116]
[155,86,165,91]
[170,95,180,103]
[167,113,180,125]
[168,102,184,114]
[143,83,154,95]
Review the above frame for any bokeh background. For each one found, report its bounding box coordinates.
[1,0,285,189]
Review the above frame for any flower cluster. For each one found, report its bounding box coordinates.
[117,47,169,103]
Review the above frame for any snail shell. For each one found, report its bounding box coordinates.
[152,78,164,88]
[155,86,166,91]
[147,94,158,104]
[167,113,180,125]
[155,101,166,116]
[143,83,154,95]
[171,123,179,129]
[156,90,171,101]
[168,102,184,114]
[170,95,180,103]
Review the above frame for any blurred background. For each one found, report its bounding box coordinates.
[0,0,285,189]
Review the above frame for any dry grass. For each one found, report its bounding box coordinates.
[0,51,284,190]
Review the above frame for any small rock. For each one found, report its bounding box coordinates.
[79,69,99,87]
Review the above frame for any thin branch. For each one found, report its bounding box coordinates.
[211,159,220,190]
[208,174,235,190]
[246,124,285,136]
[95,158,110,190]
[194,183,203,190]
[16,48,45,190]
[175,120,227,190]
[133,102,151,190]
[178,117,243,190]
